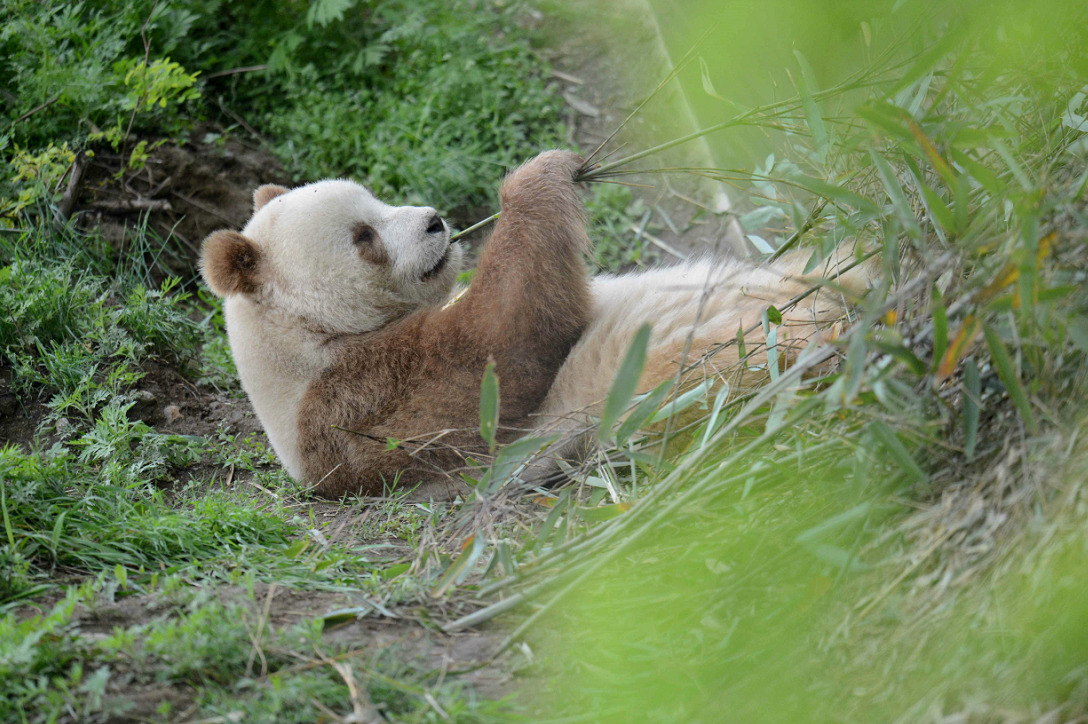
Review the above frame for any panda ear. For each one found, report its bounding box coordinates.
[200,230,264,297]
[253,184,289,211]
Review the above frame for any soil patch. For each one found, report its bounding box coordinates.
[75,126,288,279]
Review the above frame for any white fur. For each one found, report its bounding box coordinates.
[220,180,463,479]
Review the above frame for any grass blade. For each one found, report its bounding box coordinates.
[868,420,927,483]
[480,360,500,453]
[982,324,1038,434]
[599,324,652,443]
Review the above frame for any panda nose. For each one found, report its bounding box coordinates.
[425,214,445,235]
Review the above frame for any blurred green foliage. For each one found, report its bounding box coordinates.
[511,0,1088,720]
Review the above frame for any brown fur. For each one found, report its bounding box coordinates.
[200,230,264,296]
[297,151,591,496]
[253,184,288,210]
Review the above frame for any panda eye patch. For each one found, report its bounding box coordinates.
[353,223,377,246]
[351,222,387,264]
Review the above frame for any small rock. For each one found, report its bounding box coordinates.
[129,390,162,425]
[56,417,71,434]
[163,404,182,425]
[0,393,15,420]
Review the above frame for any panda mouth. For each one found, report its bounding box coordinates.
[420,245,451,281]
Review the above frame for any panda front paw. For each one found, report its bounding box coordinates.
[500,150,585,207]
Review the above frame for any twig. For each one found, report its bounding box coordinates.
[315,646,382,724]
[88,198,172,213]
[631,225,687,260]
[204,64,268,80]
[245,583,277,679]
[218,98,270,146]
[450,212,500,242]
[168,189,235,225]
[12,95,60,125]
[55,151,89,222]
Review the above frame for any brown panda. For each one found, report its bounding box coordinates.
[201,150,861,498]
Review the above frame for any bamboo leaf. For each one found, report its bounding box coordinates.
[949,149,1001,196]
[431,532,486,598]
[796,502,872,543]
[871,150,921,239]
[931,287,948,373]
[963,357,980,461]
[700,383,732,447]
[794,49,829,163]
[616,379,675,445]
[792,175,882,216]
[647,381,713,425]
[937,314,981,380]
[858,101,917,145]
[575,502,632,523]
[917,176,955,233]
[491,434,560,486]
[868,420,927,483]
[599,324,652,443]
[872,336,927,377]
[903,117,956,187]
[480,360,500,453]
[983,324,1038,434]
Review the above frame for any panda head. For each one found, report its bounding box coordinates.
[200,180,463,333]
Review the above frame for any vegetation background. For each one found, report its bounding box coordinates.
[1,0,1087,721]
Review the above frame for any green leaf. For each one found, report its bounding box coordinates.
[599,324,652,443]
[870,150,921,239]
[50,511,68,554]
[647,381,713,425]
[575,502,632,523]
[736,323,747,359]
[917,175,954,234]
[796,503,872,543]
[616,379,675,445]
[306,0,357,28]
[857,102,916,145]
[868,420,927,483]
[931,287,948,372]
[766,305,783,325]
[700,383,732,447]
[792,175,882,216]
[480,361,500,453]
[982,325,1038,434]
[963,357,980,461]
[766,326,780,382]
[491,434,560,487]
[431,532,486,598]
[949,149,1001,196]
[793,49,829,163]
[842,330,867,403]
[872,335,926,377]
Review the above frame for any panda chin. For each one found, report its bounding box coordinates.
[419,246,451,281]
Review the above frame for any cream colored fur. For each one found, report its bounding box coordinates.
[527,253,865,474]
